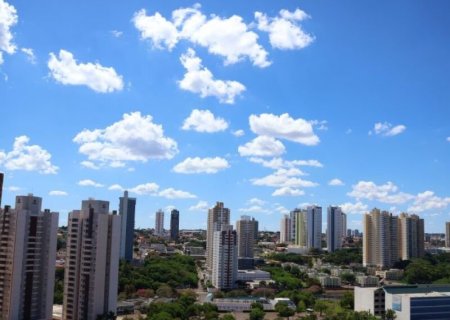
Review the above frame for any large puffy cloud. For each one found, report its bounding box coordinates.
[73,112,178,167]
[370,122,406,137]
[238,136,285,157]
[348,181,414,204]
[129,182,160,195]
[173,157,229,174]
[340,202,369,215]
[0,136,58,174]
[0,0,18,64]
[179,49,246,104]
[408,191,450,213]
[255,9,314,50]
[249,113,320,145]
[114,182,196,199]
[133,4,270,67]
[272,187,305,197]
[182,109,228,133]
[48,49,124,93]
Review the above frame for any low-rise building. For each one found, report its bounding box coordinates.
[318,274,341,288]
[354,286,385,317]
[356,275,380,287]
[376,269,404,280]
[237,270,271,282]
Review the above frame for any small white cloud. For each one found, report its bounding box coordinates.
[173,157,229,174]
[108,184,124,191]
[447,137,450,142]
[272,187,305,197]
[179,49,246,104]
[255,8,313,50]
[21,48,36,64]
[8,186,20,192]
[0,136,58,174]
[239,205,270,214]
[310,120,328,131]
[129,182,160,195]
[238,136,285,157]
[252,169,318,189]
[249,113,319,145]
[111,30,123,38]
[0,0,18,65]
[328,178,344,186]
[189,200,209,211]
[48,49,124,93]
[274,205,289,215]
[370,122,406,137]
[80,161,100,170]
[248,198,265,206]
[249,157,323,170]
[182,109,228,133]
[348,181,413,204]
[340,202,368,214]
[49,190,68,196]
[232,129,245,137]
[78,179,104,188]
[158,188,196,199]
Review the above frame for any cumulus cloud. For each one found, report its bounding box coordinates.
[348,181,414,204]
[80,161,100,170]
[248,198,266,206]
[108,184,124,191]
[182,109,228,132]
[249,113,320,145]
[232,129,245,137]
[78,179,104,188]
[47,49,124,93]
[370,122,406,137]
[0,136,58,174]
[252,169,318,189]
[238,136,285,157]
[158,188,196,199]
[408,191,450,213]
[21,48,36,64]
[111,30,123,38]
[133,4,270,67]
[340,202,368,214]
[329,178,344,186]
[129,182,160,195]
[272,187,305,197]
[49,190,68,196]
[173,157,229,174]
[179,49,246,104]
[255,8,314,50]
[239,205,270,214]
[189,200,209,211]
[0,0,18,64]
[249,157,322,170]
[8,186,20,192]
[73,112,178,167]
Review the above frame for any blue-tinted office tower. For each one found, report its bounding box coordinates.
[119,191,136,261]
[170,209,180,241]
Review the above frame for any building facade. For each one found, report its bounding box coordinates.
[398,213,424,260]
[207,202,230,269]
[294,209,307,247]
[236,215,257,258]
[327,206,344,252]
[119,191,136,261]
[279,214,291,244]
[155,209,164,236]
[446,222,450,247]
[0,194,58,320]
[212,225,238,289]
[170,209,180,241]
[63,199,121,320]
[307,205,322,250]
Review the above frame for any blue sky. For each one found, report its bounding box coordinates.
[1,0,449,232]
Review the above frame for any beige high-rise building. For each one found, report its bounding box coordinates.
[294,209,307,247]
[363,209,399,268]
[212,225,238,289]
[236,215,257,258]
[155,209,164,236]
[0,194,58,320]
[398,213,424,260]
[63,199,121,320]
[279,214,291,243]
[207,202,230,269]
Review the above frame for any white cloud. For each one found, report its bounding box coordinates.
[370,122,406,137]
[49,190,68,196]
[408,191,450,213]
[108,184,124,191]
[179,49,246,104]
[238,136,285,157]
[310,120,328,131]
[447,137,450,142]
[47,49,124,93]
[340,202,368,215]
[272,187,305,197]
[73,112,178,167]
[274,205,289,215]
[8,186,20,192]
[110,30,123,38]
[255,8,314,50]
[248,198,266,206]
[21,48,36,64]
[129,182,159,195]
[189,200,209,211]
[158,188,196,199]
[0,136,58,174]
[329,178,344,186]
[239,205,270,214]
[182,109,228,133]
[0,0,18,64]
[133,4,270,67]
[249,113,320,145]
[78,179,104,188]
[348,181,414,204]
[173,157,229,174]
[252,169,318,189]
[232,129,245,137]
[80,161,100,170]
[249,157,323,169]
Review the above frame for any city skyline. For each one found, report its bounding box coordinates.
[1,0,450,233]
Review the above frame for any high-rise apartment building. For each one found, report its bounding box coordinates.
[212,225,238,289]
[279,214,291,243]
[363,209,399,268]
[207,202,230,269]
[398,213,424,260]
[307,205,322,249]
[290,209,298,242]
[63,199,121,320]
[0,172,3,208]
[119,191,136,261]
[0,194,58,320]
[170,209,180,241]
[342,212,347,239]
[294,209,307,247]
[446,222,450,248]
[155,209,164,236]
[236,215,257,258]
[327,206,345,252]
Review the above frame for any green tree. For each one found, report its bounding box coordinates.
[383,309,397,320]
[222,314,236,320]
[249,307,265,320]
[340,292,354,310]
[275,301,295,319]
[314,300,328,316]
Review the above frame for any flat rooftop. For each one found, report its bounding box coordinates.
[384,284,450,295]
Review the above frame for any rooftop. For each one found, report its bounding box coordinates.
[384,284,450,295]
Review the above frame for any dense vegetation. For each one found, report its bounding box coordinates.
[54,267,64,304]
[404,253,450,284]
[266,253,311,265]
[322,248,362,266]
